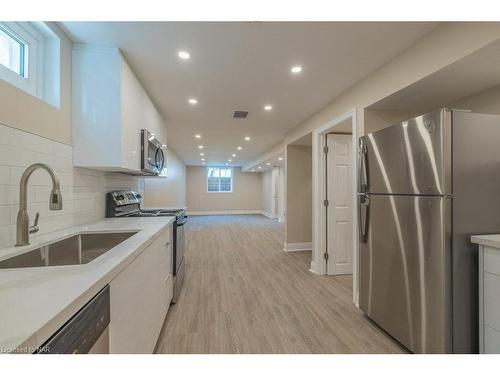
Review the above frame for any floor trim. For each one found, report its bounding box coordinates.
[187,210,263,216]
[261,211,276,219]
[283,242,312,252]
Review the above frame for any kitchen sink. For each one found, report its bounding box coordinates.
[0,232,137,269]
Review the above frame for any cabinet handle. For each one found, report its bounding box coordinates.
[165,242,171,247]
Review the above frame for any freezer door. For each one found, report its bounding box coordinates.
[360,108,451,195]
[359,194,451,353]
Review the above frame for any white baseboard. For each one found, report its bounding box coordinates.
[310,260,319,274]
[187,210,263,216]
[261,211,276,219]
[283,242,312,252]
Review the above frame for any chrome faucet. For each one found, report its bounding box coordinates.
[16,163,63,246]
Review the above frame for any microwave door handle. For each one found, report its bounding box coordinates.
[358,193,370,243]
[155,148,165,172]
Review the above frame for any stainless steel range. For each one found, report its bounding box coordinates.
[106,191,186,303]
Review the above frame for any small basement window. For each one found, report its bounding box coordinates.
[0,22,61,108]
[207,167,233,193]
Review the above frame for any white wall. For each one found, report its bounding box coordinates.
[186,166,262,214]
[285,145,312,244]
[143,148,186,208]
[0,23,72,145]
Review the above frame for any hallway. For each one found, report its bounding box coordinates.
[156,215,404,353]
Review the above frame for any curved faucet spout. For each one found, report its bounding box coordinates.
[16,163,63,246]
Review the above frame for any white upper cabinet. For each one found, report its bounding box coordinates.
[72,45,167,174]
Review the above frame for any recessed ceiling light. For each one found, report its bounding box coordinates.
[258,166,262,169]
[252,169,255,172]
[237,146,242,151]
[198,145,204,149]
[278,157,283,161]
[266,162,271,166]
[178,51,190,60]
[232,154,236,157]
[244,136,251,141]
[195,134,201,139]
[264,105,273,111]
[291,65,302,74]
[228,159,232,162]
[201,158,205,161]
[200,152,204,156]
[188,98,198,105]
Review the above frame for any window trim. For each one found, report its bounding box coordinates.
[0,22,44,98]
[206,167,233,193]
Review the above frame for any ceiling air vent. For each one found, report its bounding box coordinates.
[233,110,249,119]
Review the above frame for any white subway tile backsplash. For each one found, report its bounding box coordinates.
[35,152,54,166]
[33,186,52,202]
[0,186,11,205]
[8,185,35,204]
[0,125,9,145]
[0,166,9,184]
[0,205,11,226]
[0,224,13,245]
[51,142,72,159]
[9,146,36,167]
[10,127,53,154]
[52,155,73,173]
[0,125,144,249]
[0,145,12,166]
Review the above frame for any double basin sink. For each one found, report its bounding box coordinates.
[0,232,137,269]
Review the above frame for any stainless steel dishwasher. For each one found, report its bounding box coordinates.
[35,285,110,354]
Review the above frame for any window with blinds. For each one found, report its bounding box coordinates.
[207,167,233,193]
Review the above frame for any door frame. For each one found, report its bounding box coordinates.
[278,167,285,223]
[311,108,359,305]
[270,167,280,219]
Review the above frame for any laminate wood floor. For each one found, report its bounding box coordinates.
[156,215,404,354]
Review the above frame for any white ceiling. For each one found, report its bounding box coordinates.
[60,22,437,167]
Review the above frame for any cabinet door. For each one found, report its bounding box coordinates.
[109,229,172,353]
[120,56,167,172]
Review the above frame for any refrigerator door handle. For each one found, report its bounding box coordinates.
[358,193,370,243]
[359,140,369,192]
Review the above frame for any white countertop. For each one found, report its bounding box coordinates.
[471,234,500,249]
[0,216,174,353]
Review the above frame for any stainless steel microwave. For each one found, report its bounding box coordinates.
[141,129,165,175]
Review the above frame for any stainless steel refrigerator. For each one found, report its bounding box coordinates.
[358,108,500,353]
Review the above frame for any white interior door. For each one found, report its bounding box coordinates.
[326,133,353,275]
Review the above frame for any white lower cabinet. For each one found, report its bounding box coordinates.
[479,245,500,353]
[109,227,173,353]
